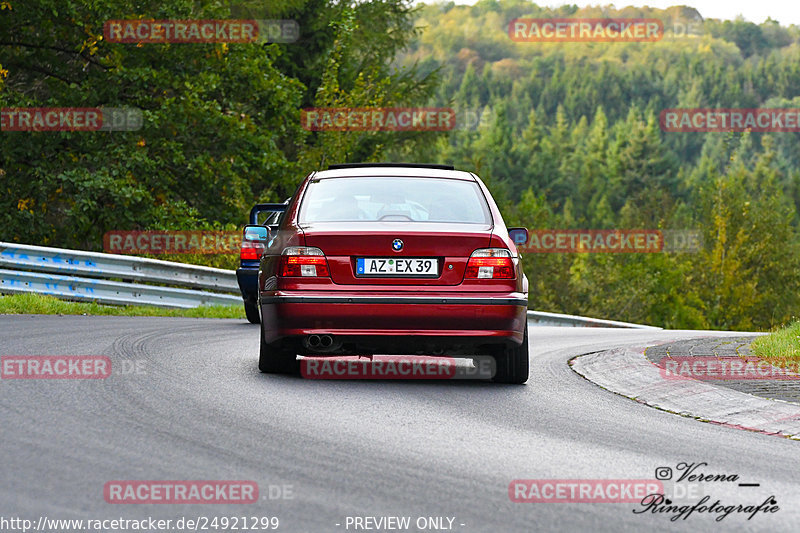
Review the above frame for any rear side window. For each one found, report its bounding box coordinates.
[299,177,492,224]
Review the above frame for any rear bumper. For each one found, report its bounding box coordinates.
[260,291,528,349]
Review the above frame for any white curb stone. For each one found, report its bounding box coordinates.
[570,344,800,439]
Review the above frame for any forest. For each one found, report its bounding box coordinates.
[2,0,800,329]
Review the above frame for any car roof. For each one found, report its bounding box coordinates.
[312,166,477,181]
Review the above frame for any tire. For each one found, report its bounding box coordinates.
[258,321,300,374]
[492,326,529,384]
[244,300,260,324]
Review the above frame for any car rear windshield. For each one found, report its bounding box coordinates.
[299,176,492,224]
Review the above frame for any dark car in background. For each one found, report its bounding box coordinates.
[246,163,530,383]
[236,202,288,323]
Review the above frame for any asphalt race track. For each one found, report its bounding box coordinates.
[1,315,798,532]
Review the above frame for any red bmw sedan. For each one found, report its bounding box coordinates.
[256,163,529,383]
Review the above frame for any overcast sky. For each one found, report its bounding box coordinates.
[426,1,800,26]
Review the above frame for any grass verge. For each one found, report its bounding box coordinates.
[750,320,800,368]
[0,293,245,319]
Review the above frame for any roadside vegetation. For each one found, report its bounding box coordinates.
[751,321,800,367]
[0,293,245,319]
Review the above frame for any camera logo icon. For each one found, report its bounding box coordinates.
[655,467,673,480]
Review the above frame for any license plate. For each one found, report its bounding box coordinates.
[356,257,438,276]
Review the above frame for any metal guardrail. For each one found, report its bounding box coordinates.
[527,310,661,329]
[0,242,664,323]
[0,242,237,291]
[0,242,240,309]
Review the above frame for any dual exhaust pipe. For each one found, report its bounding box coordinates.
[304,334,338,352]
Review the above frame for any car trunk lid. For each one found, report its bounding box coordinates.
[300,222,493,286]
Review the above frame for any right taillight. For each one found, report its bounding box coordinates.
[465,248,514,279]
[240,240,265,260]
[279,246,330,277]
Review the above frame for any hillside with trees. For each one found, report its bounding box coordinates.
[390,1,800,330]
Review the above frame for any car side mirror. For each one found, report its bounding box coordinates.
[508,227,529,246]
[243,224,270,243]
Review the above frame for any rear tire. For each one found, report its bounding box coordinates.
[244,300,260,324]
[258,321,299,374]
[492,326,529,384]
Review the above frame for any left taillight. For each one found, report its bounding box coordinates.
[465,248,514,279]
[240,240,265,260]
[279,246,330,277]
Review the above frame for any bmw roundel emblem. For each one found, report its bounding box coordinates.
[391,239,404,252]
